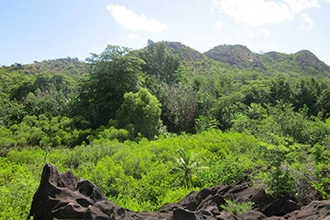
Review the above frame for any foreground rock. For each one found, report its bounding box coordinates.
[28,164,330,220]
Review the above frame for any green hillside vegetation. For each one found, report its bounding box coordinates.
[1,41,330,219]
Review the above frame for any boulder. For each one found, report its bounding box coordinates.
[27,164,330,220]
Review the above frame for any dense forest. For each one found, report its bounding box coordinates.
[1,41,330,219]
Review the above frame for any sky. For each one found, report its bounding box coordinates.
[1,0,330,66]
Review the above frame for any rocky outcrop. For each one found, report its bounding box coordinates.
[28,164,330,220]
[204,45,265,69]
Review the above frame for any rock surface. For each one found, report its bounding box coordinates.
[28,164,330,220]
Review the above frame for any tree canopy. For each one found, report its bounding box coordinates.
[116,88,162,139]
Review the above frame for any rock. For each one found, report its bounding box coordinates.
[173,208,198,220]
[27,164,330,220]
[263,197,300,217]
[237,210,266,220]
[27,164,169,220]
[283,200,330,219]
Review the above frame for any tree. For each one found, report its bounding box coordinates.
[139,41,180,86]
[294,78,322,116]
[74,45,145,128]
[317,88,330,119]
[10,73,76,117]
[171,149,203,188]
[0,94,25,126]
[269,74,293,105]
[116,88,162,139]
[162,83,197,133]
[240,80,270,106]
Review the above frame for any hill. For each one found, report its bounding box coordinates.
[1,41,330,219]
[204,44,330,77]
[204,44,264,69]
[163,41,207,62]
[3,42,329,78]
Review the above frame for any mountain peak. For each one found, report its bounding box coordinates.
[204,44,264,69]
[162,41,207,62]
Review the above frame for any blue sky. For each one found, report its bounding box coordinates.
[1,0,330,66]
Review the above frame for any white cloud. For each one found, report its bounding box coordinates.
[299,13,314,30]
[285,0,319,13]
[128,34,139,39]
[248,28,270,38]
[215,21,224,29]
[106,4,168,32]
[213,0,293,27]
[211,0,319,27]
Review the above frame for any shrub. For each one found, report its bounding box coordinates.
[220,199,254,215]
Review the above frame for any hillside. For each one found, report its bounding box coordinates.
[3,42,329,78]
[204,44,330,77]
[163,41,207,62]
[1,41,330,219]
[204,44,264,69]
[2,57,90,76]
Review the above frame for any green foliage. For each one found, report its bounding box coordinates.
[195,115,219,133]
[0,127,16,156]
[7,149,44,164]
[0,93,25,127]
[90,156,133,198]
[0,114,88,151]
[311,162,330,199]
[116,88,162,139]
[269,74,293,104]
[10,73,77,117]
[171,149,204,188]
[232,102,330,146]
[1,128,330,218]
[309,143,330,199]
[220,199,254,215]
[139,40,180,85]
[198,156,252,187]
[257,143,297,197]
[2,41,330,219]
[133,162,174,209]
[0,158,39,219]
[162,84,197,133]
[93,126,130,143]
[74,45,144,128]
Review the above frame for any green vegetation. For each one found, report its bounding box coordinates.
[1,42,330,219]
[220,199,254,215]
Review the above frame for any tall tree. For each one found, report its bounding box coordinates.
[163,83,197,133]
[74,45,145,128]
[10,73,76,117]
[294,78,322,116]
[139,41,180,86]
[116,88,162,139]
[269,74,293,105]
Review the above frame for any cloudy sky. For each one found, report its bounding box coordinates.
[1,0,330,66]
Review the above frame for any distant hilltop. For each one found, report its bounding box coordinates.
[3,41,330,78]
[160,41,330,76]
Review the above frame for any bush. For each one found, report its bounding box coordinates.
[0,158,39,219]
[220,199,254,215]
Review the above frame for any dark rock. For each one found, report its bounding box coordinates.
[27,164,330,220]
[283,200,330,219]
[263,197,300,217]
[173,208,197,220]
[237,210,266,220]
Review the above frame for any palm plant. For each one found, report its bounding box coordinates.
[171,149,204,188]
